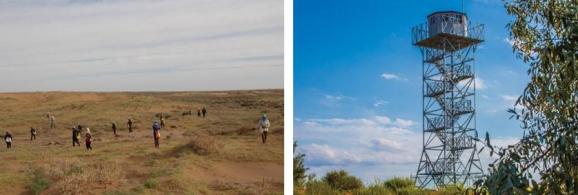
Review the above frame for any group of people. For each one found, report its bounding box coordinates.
[198,107,207,118]
[2,107,272,150]
[71,125,92,150]
[70,117,148,150]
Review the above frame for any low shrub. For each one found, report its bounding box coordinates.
[186,135,220,156]
[144,178,158,189]
[322,170,363,191]
[383,177,415,192]
[29,168,51,195]
[305,180,340,194]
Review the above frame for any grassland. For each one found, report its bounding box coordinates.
[0,90,283,194]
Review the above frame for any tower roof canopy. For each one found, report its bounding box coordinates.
[427,10,466,18]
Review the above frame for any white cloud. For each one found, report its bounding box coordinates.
[381,73,406,81]
[393,118,415,128]
[371,138,404,152]
[374,116,392,125]
[295,115,516,182]
[320,94,355,107]
[475,77,487,90]
[501,95,518,103]
[0,0,283,92]
[373,99,389,107]
[295,115,420,167]
[324,94,350,101]
[303,144,363,165]
[295,115,423,182]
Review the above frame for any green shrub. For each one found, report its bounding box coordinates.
[322,170,363,191]
[382,177,415,192]
[305,180,340,194]
[438,184,467,194]
[293,141,308,187]
[353,183,394,195]
[300,175,474,195]
[144,178,158,189]
[66,164,83,176]
[29,169,51,195]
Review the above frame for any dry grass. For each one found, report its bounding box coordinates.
[0,90,283,194]
[36,158,126,194]
[185,134,221,156]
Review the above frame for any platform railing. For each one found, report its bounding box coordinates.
[412,22,484,45]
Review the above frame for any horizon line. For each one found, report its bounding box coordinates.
[0,88,284,94]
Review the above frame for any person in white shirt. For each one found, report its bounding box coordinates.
[48,113,56,129]
[257,113,270,144]
[4,131,13,149]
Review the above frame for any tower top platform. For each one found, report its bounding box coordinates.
[412,11,484,51]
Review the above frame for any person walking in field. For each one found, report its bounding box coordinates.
[85,128,92,150]
[71,126,77,146]
[112,122,117,136]
[30,127,37,141]
[72,126,81,147]
[127,119,133,133]
[48,113,56,129]
[4,131,13,149]
[152,121,161,148]
[257,113,270,144]
[197,108,201,117]
[202,107,207,118]
[160,117,166,129]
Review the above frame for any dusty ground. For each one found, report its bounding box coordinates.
[0,90,284,195]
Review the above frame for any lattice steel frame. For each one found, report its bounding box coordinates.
[411,14,485,188]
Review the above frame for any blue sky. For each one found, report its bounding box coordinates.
[0,0,283,92]
[294,0,528,183]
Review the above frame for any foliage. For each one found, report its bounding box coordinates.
[144,178,158,189]
[354,183,394,195]
[298,175,475,195]
[293,141,309,187]
[304,180,340,194]
[382,177,415,192]
[482,0,578,194]
[322,170,364,191]
[29,168,51,195]
[437,184,469,195]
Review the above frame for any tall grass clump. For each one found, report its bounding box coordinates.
[382,177,416,192]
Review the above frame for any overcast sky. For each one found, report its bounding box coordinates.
[0,0,283,92]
